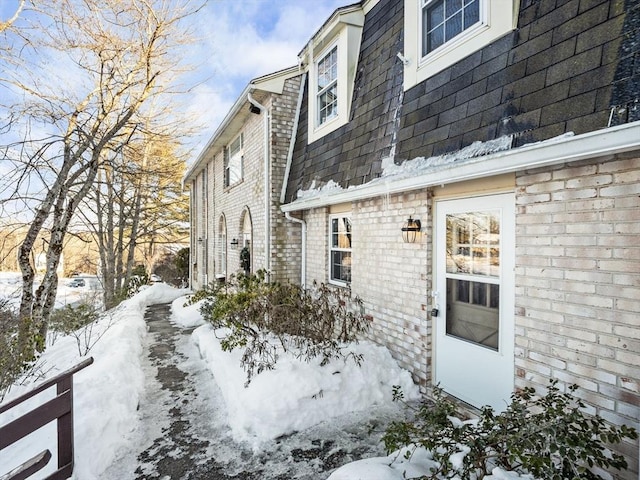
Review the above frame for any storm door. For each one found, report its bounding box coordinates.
[434,193,515,411]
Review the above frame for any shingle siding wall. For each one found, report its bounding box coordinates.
[286,0,639,202]
[398,0,636,161]
[284,0,404,202]
[515,154,640,479]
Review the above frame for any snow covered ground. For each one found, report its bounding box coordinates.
[0,278,528,479]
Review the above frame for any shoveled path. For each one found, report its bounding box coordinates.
[100,303,398,480]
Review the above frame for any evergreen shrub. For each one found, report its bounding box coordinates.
[383,381,638,479]
[195,270,370,385]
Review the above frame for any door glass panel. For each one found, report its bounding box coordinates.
[446,278,499,350]
[445,210,501,351]
[446,211,500,277]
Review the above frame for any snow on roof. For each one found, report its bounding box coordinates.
[293,132,577,203]
[295,134,516,200]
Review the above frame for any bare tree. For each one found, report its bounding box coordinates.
[0,0,201,353]
[78,131,189,308]
[0,0,26,34]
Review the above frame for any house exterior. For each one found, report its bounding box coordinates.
[186,0,639,476]
[277,0,639,477]
[183,69,303,290]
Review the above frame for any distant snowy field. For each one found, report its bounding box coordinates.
[0,277,529,479]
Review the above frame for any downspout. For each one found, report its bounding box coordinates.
[280,74,307,287]
[247,91,271,278]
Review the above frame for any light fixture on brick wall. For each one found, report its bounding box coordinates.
[230,238,239,249]
[401,216,421,243]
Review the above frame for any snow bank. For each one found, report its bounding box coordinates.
[191,323,420,448]
[0,283,189,480]
[170,296,205,328]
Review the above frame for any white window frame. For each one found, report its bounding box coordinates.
[329,215,352,286]
[224,133,243,188]
[422,0,482,56]
[304,7,364,143]
[316,46,339,127]
[403,0,517,91]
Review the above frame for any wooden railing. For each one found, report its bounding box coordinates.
[0,357,94,480]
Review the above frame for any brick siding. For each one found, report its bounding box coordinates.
[515,153,640,479]
[303,192,431,388]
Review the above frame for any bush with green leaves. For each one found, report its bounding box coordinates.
[383,381,637,479]
[196,270,370,385]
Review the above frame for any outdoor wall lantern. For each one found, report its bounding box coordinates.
[230,238,239,249]
[401,216,422,243]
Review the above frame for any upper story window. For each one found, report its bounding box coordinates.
[224,133,243,188]
[317,46,338,126]
[423,0,480,55]
[329,215,352,285]
[301,6,364,143]
[404,0,517,91]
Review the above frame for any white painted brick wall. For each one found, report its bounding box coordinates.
[190,76,302,288]
[515,154,640,479]
[303,192,432,388]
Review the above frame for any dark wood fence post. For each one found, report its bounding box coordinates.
[0,357,93,480]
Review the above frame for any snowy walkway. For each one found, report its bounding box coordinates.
[99,303,397,480]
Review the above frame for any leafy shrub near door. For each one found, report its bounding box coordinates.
[383,381,637,479]
[196,270,369,385]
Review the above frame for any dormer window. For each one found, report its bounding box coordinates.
[317,46,338,126]
[404,0,517,91]
[302,5,364,143]
[423,0,480,55]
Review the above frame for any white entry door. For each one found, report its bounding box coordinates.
[434,193,515,412]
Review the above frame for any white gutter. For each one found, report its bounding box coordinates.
[248,92,271,277]
[281,121,640,212]
[285,212,307,288]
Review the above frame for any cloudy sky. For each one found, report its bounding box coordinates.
[0,0,350,156]
[181,0,350,156]
[0,0,350,222]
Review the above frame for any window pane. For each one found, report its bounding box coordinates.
[319,83,338,124]
[489,283,500,309]
[317,47,337,90]
[446,278,499,351]
[331,251,351,283]
[445,0,462,18]
[464,0,479,27]
[428,25,445,52]
[332,217,351,248]
[428,1,444,26]
[457,279,469,302]
[423,0,481,54]
[228,151,242,184]
[446,211,500,277]
[472,281,486,306]
[447,12,462,40]
[330,217,352,283]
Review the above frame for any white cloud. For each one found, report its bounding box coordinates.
[183,0,348,154]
